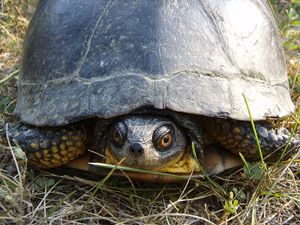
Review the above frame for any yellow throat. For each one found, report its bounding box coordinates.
[105,148,201,174]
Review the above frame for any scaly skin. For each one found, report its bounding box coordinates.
[202,118,297,160]
[4,122,88,168]
[3,117,298,171]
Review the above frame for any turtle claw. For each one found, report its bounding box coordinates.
[3,122,32,150]
[253,125,299,159]
[258,126,297,147]
[202,118,298,161]
[3,122,88,168]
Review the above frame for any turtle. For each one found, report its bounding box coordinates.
[3,0,299,182]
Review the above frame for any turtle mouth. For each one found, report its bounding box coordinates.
[105,147,201,175]
[66,147,202,183]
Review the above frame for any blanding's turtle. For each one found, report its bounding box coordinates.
[4,0,299,181]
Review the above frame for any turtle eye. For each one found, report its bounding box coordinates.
[111,127,124,147]
[110,122,126,147]
[153,125,174,151]
[159,132,172,149]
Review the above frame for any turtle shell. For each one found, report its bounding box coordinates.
[15,0,294,126]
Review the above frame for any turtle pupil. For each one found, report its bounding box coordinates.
[153,125,174,151]
[110,121,127,147]
[158,132,172,150]
[112,128,124,146]
[113,129,120,141]
[163,136,169,143]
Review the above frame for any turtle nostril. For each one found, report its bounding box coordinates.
[129,143,144,157]
[129,148,135,154]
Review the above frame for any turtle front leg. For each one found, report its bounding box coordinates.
[203,118,299,161]
[3,122,88,168]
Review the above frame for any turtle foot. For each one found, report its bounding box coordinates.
[256,125,299,159]
[203,118,299,161]
[3,122,88,168]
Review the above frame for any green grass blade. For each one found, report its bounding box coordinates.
[191,143,226,196]
[82,162,118,210]
[242,94,267,172]
[0,69,19,85]
[89,162,195,180]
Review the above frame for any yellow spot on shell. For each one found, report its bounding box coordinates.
[60,150,68,155]
[66,141,73,146]
[44,154,51,158]
[72,135,80,141]
[40,160,52,168]
[30,143,38,149]
[62,136,68,140]
[53,154,62,160]
[43,149,49,155]
[35,152,42,159]
[233,127,242,135]
[51,159,61,164]
[68,146,78,152]
[43,150,51,158]
[62,157,70,162]
[44,157,51,161]
[52,146,59,153]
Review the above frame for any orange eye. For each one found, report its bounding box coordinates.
[111,127,124,146]
[159,132,172,149]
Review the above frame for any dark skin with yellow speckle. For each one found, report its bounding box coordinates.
[201,118,295,161]
[4,123,88,168]
[3,113,298,174]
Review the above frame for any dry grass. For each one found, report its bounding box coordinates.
[0,1,300,225]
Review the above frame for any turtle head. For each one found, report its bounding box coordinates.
[106,116,187,170]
